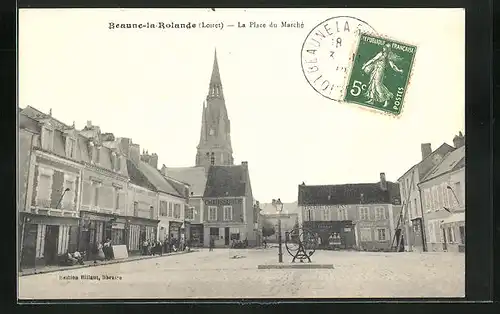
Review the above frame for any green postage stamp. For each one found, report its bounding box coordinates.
[344,33,417,116]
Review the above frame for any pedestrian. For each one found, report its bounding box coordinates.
[263,238,267,249]
[317,234,322,249]
[209,236,214,251]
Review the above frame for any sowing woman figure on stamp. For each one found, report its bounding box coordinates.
[361,43,404,107]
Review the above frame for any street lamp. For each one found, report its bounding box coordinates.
[272,198,284,263]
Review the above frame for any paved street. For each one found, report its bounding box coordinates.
[18,249,465,299]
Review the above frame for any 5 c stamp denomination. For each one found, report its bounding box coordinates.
[301,16,376,101]
[344,33,417,116]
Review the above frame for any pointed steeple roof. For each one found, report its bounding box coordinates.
[210,49,222,85]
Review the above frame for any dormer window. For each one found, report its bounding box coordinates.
[41,126,54,150]
[94,146,100,164]
[66,137,76,159]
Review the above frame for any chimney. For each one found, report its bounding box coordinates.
[380,172,387,191]
[160,164,167,176]
[241,161,248,167]
[129,143,140,164]
[86,121,92,128]
[453,132,465,148]
[150,153,158,169]
[421,143,432,160]
[118,138,131,156]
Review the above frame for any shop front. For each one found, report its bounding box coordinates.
[189,224,204,247]
[169,221,183,242]
[303,220,355,250]
[78,211,127,259]
[19,212,79,267]
[126,216,159,253]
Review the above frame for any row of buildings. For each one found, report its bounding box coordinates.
[18,51,258,267]
[285,133,465,252]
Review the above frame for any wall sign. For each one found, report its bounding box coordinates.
[204,198,242,206]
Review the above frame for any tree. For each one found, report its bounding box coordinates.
[261,219,276,238]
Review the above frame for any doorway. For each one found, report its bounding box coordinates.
[442,228,448,251]
[44,225,60,265]
[21,223,38,267]
[224,227,230,246]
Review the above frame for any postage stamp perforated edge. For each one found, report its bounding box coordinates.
[341,31,419,119]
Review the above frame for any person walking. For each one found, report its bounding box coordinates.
[209,236,214,251]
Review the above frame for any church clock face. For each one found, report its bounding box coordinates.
[301,16,376,101]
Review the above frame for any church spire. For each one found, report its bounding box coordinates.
[208,49,223,99]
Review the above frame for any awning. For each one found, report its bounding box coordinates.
[440,212,465,225]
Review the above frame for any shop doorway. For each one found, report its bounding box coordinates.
[44,225,59,265]
[442,229,448,251]
[224,227,230,246]
[21,223,38,267]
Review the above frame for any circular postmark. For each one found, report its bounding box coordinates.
[301,16,376,101]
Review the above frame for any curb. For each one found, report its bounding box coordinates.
[19,250,197,277]
[257,264,334,270]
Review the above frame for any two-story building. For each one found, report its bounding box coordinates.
[419,140,465,253]
[397,137,460,252]
[19,107,83,267]
[298,173,401,251]
[164,165,207,247]
[202,162,255,247]
[137,151,190,243]
[77,123,130,257]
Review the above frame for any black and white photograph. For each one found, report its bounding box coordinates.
[17,8,466,299]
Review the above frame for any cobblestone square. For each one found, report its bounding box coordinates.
[18,249,465,299]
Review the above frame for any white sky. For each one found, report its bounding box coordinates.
[19,8,465,203]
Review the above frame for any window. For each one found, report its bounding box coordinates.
[359,228,372,241]
[95,147,100,164]
[432,186,439,211]
[358,207,369,220]
[42,127,54,150]
[406,178,410,193]
[223,205,233,221]
[174,204,181,219]
[459,226,465,244]
[321,208,329,221]
[66,138,76,158]
[116,156,121,171]
[306,208,313,221]
[150,206,154,219]
[447,227,455,243]
[115,188,121,210]
[133,202,138,216]
[92,183,100,207]
[185,206,194,220]
[375,207,386,220]
[376,228,388,241]
[62,179,75,210]
[209,227,219,236]
[337,208,348,220]
[160,201,168,216]
[454,182,462,206]
[208,206,217,221]
[424,189,431,212]
[36,173,52,206]
[413,198,418,218]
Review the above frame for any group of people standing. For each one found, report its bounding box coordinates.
[93,238,114,262]
[141,236,190,256]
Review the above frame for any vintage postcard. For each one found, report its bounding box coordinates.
[18,8,465,300]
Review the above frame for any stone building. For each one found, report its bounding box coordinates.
[298,173,401,251]
[419,133,465,253]
[19,107,83,267]
[166,50,256,247]
[397,141,456,252]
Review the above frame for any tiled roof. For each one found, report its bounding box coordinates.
[260,202,300,215]
[203,165,246,198]
[137,161,182,197]
[164,177,189,199]
[166,166,207,196]
[397,143,455,181]
[126,159,157,191]
[298,181,400,206]
[421,146,465,183]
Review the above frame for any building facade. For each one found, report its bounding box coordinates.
[298,173,402,251]
[419,143,465,253]
[397,135,462,252]
[19,107,83,267]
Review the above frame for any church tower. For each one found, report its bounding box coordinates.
[196,50,234,169]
